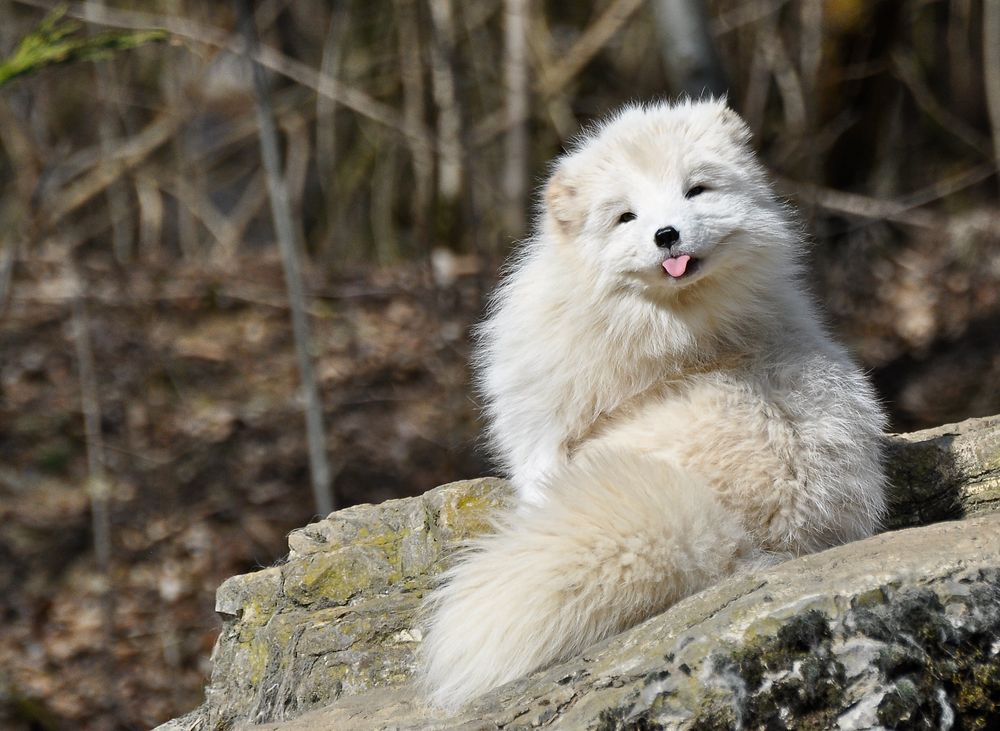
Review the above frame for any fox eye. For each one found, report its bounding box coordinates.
[685,185,708,199]
[617,211,636,224]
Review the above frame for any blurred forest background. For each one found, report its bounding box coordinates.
[0,0,998,728]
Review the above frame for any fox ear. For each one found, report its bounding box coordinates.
[717,105,753,146]
[544,167,581,236]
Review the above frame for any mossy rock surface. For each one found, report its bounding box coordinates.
[157,417,1000,730]
[160,477,512,731]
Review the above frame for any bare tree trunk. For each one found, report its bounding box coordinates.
[651,0,728,99]
[502,0,529,240]
[236,0,334,517]
[428,0,463,206]
[0,238,15,314]
[394,0,434,252]
[163,0,200,258]
[70,271,117,717]
[86,0,135,263]
[316,2,351,218]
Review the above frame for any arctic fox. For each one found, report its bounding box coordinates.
[421,99,887,710]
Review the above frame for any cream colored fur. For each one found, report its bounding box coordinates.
[421,99,887,710]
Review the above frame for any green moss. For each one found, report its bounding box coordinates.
[850,586,886,609]
[246,635,270,686]
[773,610,831,654]
[854,578,1000,729]
[876,678,921,726]
[441,489,503,538]
[294,553,378,605]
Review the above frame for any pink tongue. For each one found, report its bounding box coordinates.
[663,255,691,278]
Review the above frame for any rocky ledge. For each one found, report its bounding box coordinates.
[160,416,1000,730]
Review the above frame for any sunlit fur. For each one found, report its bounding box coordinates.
[421,99,887,710]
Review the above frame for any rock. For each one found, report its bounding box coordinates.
[159,477,512,731]
[156,416,1000,730]
[885,414,1000,528]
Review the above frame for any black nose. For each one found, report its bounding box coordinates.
[654,226,680,248]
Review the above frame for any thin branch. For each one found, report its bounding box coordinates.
[219,170,268,257]
[41,111,182,228]
[712,0,792,36]
[776,166,998,231]
[778,179,942,229]
[235,0,333,517]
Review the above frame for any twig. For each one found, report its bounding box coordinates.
[778,178,942,229]
[235,0,333,517]
[219,170,268,257]
[894,162,996,209]
[712,0,792,35]
[41,111,182,228]
[775,167,1000,232]
[162,178,235,251]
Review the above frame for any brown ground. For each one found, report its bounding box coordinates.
[0,254,486,730]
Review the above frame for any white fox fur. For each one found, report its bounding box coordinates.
[421,99,887,710]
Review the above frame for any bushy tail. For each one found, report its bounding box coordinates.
[420,450,758,710]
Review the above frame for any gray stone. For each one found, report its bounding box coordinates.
[155,416,1000,731]
[244,514,1000,730]
[158,477,511,730]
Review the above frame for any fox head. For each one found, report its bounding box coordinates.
[540,99,799,299]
